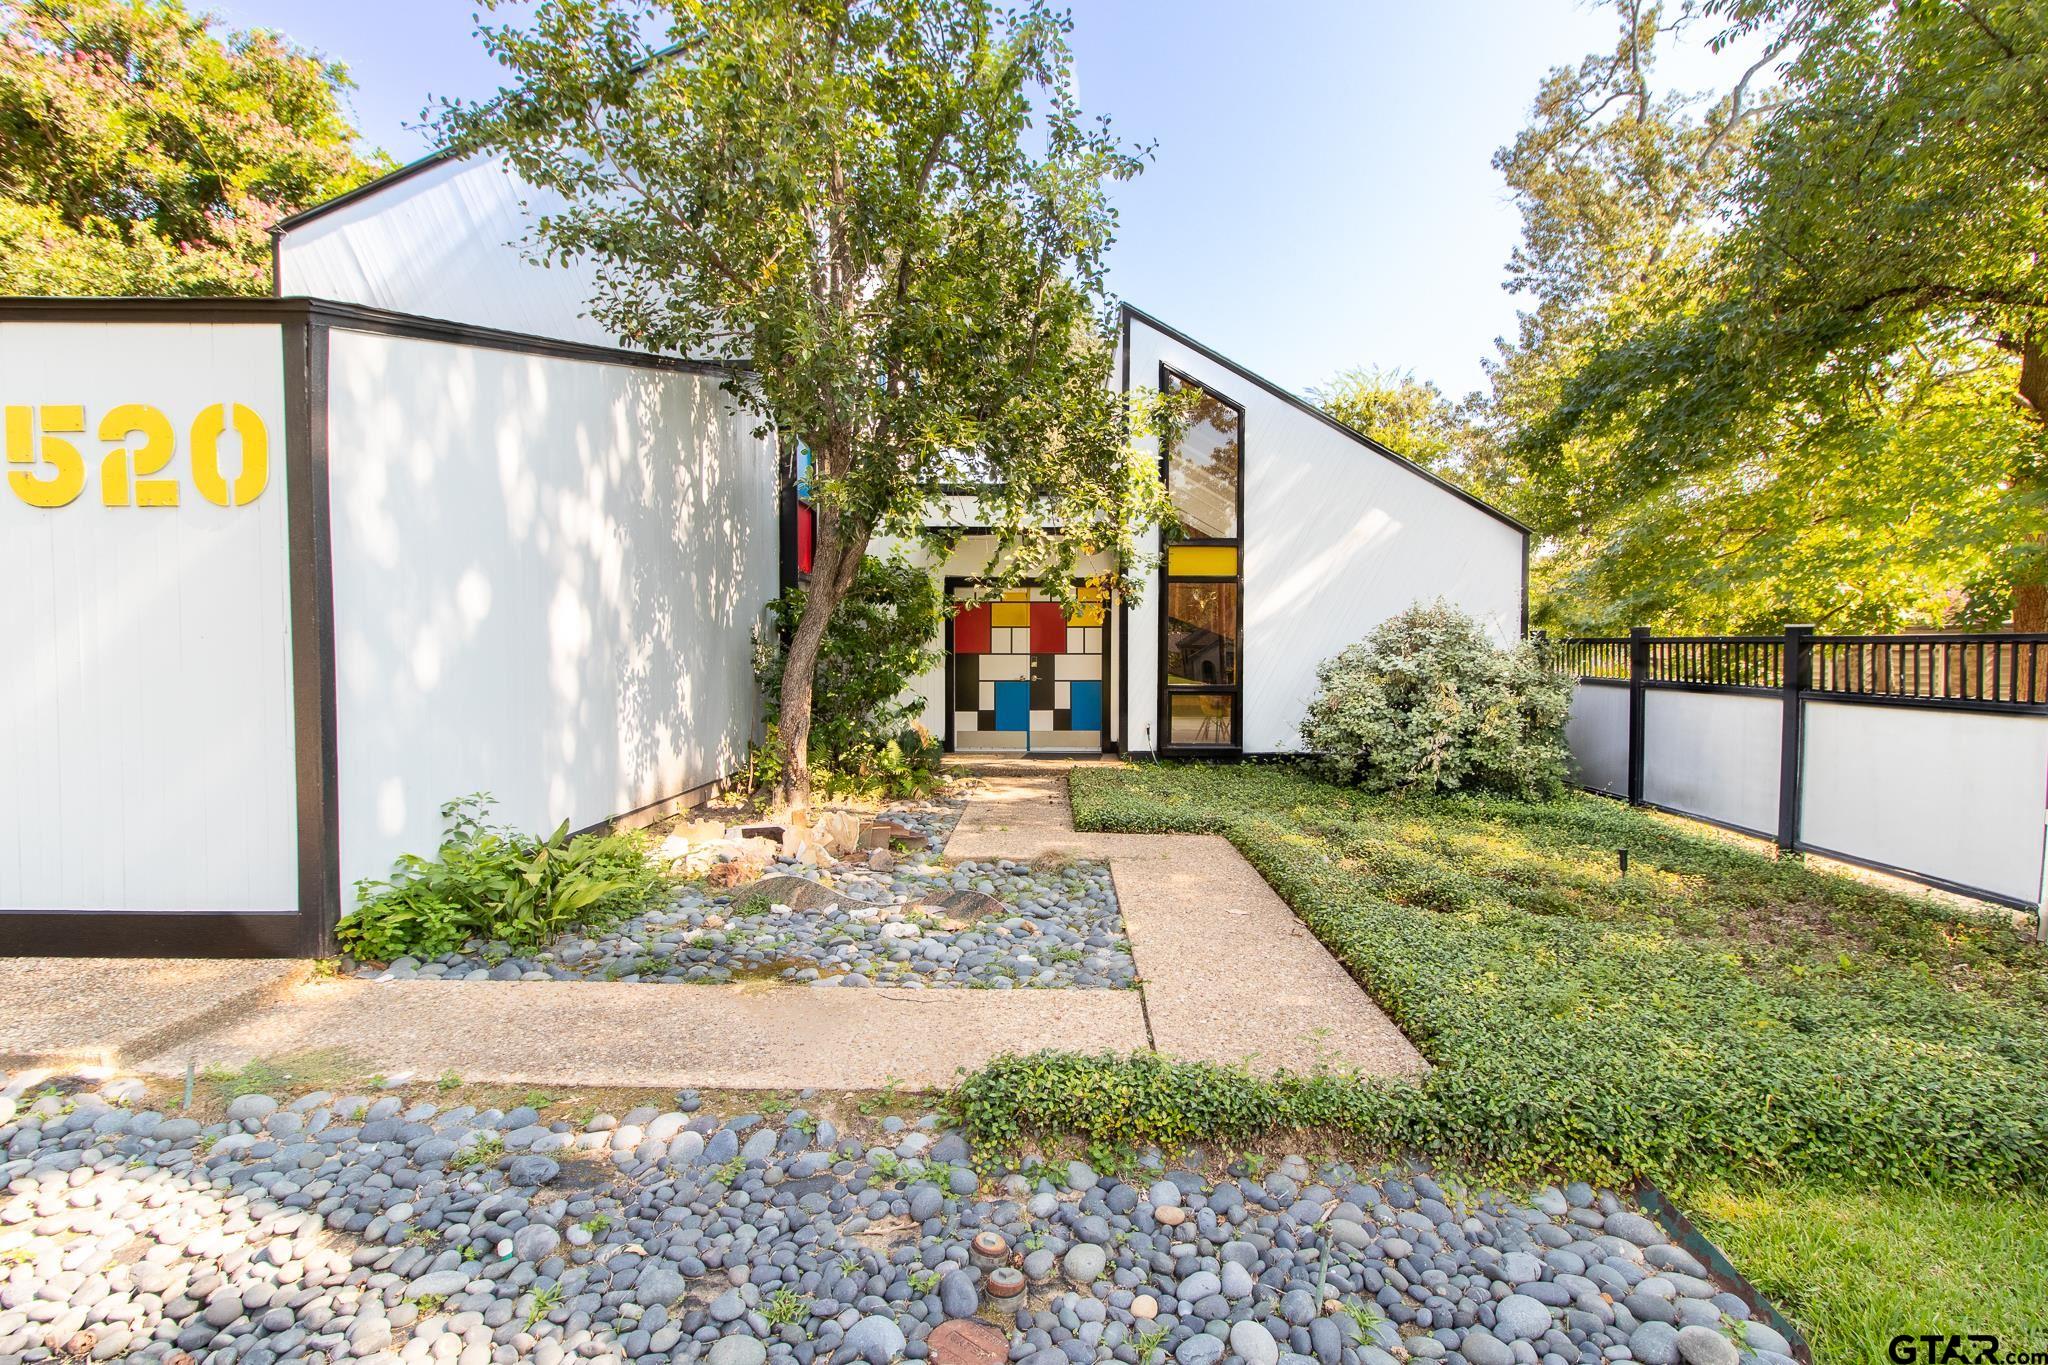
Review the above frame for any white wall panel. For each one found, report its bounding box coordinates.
[1642,688,1780,835]
[325,330,777,893]
[1801,701,2048,905]
[280,156,621,349]
[0,322,297,911]
[1565,683,1630,798]
[1124,315,1525,753]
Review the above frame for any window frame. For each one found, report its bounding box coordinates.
[1156,364,1246,755]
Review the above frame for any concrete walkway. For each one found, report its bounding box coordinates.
[13,762,1424,1090]
[948,762,1426,1079]
[0,957,309,1070]
[121,977,1147,1091]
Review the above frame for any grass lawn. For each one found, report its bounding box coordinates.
[1018,762,2048,1364]
[1687,1182,2048,1365]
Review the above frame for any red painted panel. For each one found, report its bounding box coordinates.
[797,503,815,575]
[1030,601,1067,654]
[953,603,991,654]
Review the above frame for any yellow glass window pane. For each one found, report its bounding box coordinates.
[1168,545,1238,577]
[991,602,1031,627]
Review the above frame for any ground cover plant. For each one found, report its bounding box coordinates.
[957,763,2048,1194]
[339,794,666,962]
[948,763,2048,1360]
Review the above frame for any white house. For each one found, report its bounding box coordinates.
[0,150,1524,956]
[279,150,1528,759]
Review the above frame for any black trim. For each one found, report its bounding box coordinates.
[1157,364,1245,758]
[778,435,800,604]
[1632,1183,1813,1365]
[0,911,311,958]
[1801,690,2048,718]
[1121,303,1530,535]
[272,40,691,238]
[273,148,464,235]
[1588,672,2048,717]
[0,296,746,378]
[1793,840,2037,913]
[1646,679,1779,700]
[1519,532,1531,641]
[1118,318,1132,754]
[287,319,342,957]
[573,770,737,836]
[1626,627,1649,805]
[1638,801,1776,844]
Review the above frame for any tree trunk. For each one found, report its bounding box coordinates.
[774,502,872,808]
[2011,335,2048,631]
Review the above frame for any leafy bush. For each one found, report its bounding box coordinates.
[755,554,947,798]
[967,762,2048,1192]
[1299,599,1572,799]
[339,795,666,963]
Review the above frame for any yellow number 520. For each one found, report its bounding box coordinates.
[6,403,268,509]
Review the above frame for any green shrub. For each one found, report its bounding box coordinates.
[754,554,948,798]
[986,763,2048,1192]
[1299,599,1572,799]
[339,794,666,963]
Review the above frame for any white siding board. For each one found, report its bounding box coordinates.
[1642,689,1780,835]
[1801,701,2048,905]
[280,156,621,349]
[325,330,777,894]
[1123,313,1525,753]
[1565,683,1630,798]
[0,322,297,912]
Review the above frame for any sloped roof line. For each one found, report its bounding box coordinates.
[1120,302,1528,536]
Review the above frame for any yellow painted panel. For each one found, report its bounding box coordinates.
[191,403,269,507]
[1067,603,1105,627]
[1001,588,1030,601]
[1168,545,1238,577]
[991,602,1031,628]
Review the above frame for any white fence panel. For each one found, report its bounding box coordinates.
[1565,682,1629,797]
[0,321,298,911]
[325,329,779,893]
[1642,689,1780,836]
[1801,701,2048,906]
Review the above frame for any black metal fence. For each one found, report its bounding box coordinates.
[1548,625,2048,714]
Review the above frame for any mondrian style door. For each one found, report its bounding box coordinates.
[950,585,1106,753]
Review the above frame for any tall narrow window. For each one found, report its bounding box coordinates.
[1159,367,1243,751]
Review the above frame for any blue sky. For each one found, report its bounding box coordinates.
[219,1,1755,398]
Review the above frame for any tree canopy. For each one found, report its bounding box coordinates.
[0,0,389,296]
[1449,0,2048,634]
[434,0,1169,799]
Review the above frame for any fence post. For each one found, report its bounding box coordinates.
[1627,626,1650,806]
[1777,624,1813,852]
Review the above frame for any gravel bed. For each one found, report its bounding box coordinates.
[0,1073,1799,1365]
[354,798,1137,990]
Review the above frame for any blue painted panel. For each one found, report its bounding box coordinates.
[994,680,1031,732]
[1069,680,1102,732]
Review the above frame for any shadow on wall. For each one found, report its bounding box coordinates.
[328,336,775,891]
